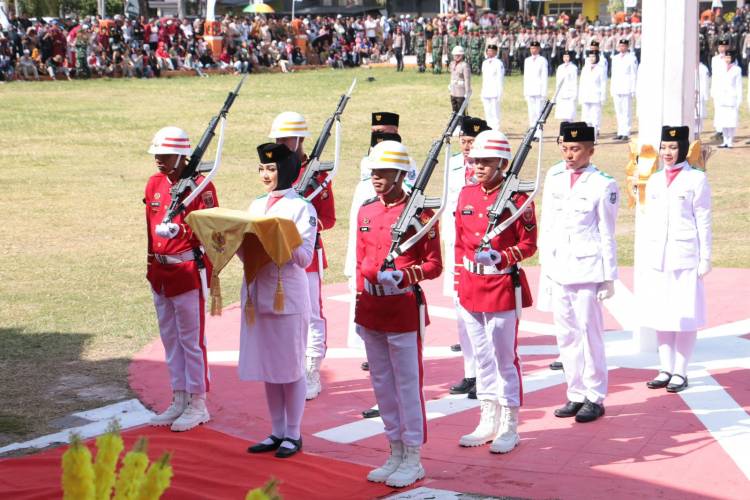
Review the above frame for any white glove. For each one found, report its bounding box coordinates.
[698,260,712,278]
[596,280,615,301]
[377,269,404,288]
[155,222,180,239]
[475,249,502,266]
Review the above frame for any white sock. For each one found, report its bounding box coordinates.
[282,377,307,440]
[673,331,697,378]
[656,330,676,374]
[264,382,286,439]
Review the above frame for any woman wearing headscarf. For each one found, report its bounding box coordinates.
[240,143,318,458]
[641,126,712,393]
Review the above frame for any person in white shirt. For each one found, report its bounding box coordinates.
[555,51,578,122]
[641,126,711,393]
[578,50,607,139]
[710,39,728,138]
[697,62,710,135]
[480,44,505,130]
[713,50,742,148]
[538,123,618,424]
[609,39,638,141]
[523,41,549,139]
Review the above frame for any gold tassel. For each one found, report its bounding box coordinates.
[210,272,222,316]
[244,283,255,326]
[273,266,285,313]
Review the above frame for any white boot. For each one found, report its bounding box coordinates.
[459,400,500,447]
[366,441,403,483]
[490,406,520,454]
[305,356,323,400]
[149,390,187,427]
[171,393,210,432]
[385,445,425,488]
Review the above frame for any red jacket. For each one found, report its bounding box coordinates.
[295,160,336,273]
[455,183,537,313]
[354,195,443,332]
[145,172,218,297]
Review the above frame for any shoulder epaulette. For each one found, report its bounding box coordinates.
[597,170,614,180]
[362,196,379,206]
[256,193,268,199]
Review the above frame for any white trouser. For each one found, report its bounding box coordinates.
[613,94,632,136]
[551,282,606,404]
[481,96,501,130]
[454,297,476,378]
[458,305,522,407]
[346,278,364,349]
[152,288,209,394]
[722,127,736,146]
[656,330,698,378]
[357,326,426,446]
[581,103,602,134]
[526,96,544,128]
[305,271,327,358]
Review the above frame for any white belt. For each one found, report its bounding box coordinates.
[364,278,413,297]
[153,250,196,265]
[462,256,513,276]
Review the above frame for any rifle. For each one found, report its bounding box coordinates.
[380,92,471,272]
[478,78,565,251]
[295,78,357,202]
[162,75,246,224]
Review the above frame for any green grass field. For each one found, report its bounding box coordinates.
[1,67,748,446]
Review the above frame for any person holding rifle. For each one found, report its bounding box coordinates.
[453,130,537,454]
[538,122,619,423]
[145,126,218,432]
[268,111,336,401]
[354,140,442,488]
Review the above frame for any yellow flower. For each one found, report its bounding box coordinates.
[61,434,96,500]
[94,422,124,500]
[245,478,281,500]
[136,452,173,500]
[113,438,149,500]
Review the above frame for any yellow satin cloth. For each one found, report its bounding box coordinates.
[185,207,302,316]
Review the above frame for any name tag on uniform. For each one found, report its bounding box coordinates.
[150,201,161,207]
[461,204,474,215]
[359,226,370,232]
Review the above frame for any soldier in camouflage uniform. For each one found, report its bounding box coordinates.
[414,23,427,73]
[470,26,485,75]
[447,24,460,68]
[432,25,445,74]
[75,24,91,78]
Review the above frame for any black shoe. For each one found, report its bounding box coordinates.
[575,399,605,423]
[450,343,462,352]
[646,371,672,389]
[666,374,688,393]
[621,136,630,141]
[247,435,283,453]
[554,401,583,418]
[450,377,476,394]
[712,132,723,140]
[274,437,302,458]
[362,407,380,418]
[361,361,369,371]
[718,144,729,149]
[614,135,622,141]
[467,387,477,399]
[549,361,563,371]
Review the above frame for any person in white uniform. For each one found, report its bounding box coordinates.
[242,143,318,458]
[555,51,579,123]
[443,116,491,399]
[523,40,548,139]
[697,62,710,135]
[609,39,638,141]
[710,39,729,139]
[538,123,619,423]
[480,44,505,131]
[641,126,712,393]
[578,50,607,139]
[713,49,742,148]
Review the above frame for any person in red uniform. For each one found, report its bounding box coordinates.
[268,111,336,401]
[354,140,443,488]
[144,126,218,432]
[454,129,538,454]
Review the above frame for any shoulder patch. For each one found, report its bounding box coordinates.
[361,196,379,207]
[597,170,614,180]
[256,194,268,199]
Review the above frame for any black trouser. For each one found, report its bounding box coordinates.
[451,96,467,113]
[395,47,404,71]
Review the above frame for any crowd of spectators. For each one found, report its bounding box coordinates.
[0,5,745,83]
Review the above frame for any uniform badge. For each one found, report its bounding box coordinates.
[669,129,676,137]
[362,217,370,224]
[522,206,534,223]
[321,189,329,200]
[571,130,578,138]
[265,151,273,159]
[473,124,480,132]
[154,192,161,200]
[428,228,436,239]
[149,201,161,207]
[202,191,215,208]
[211,231,226,254]
[609,191,617,204]
[375,114,382,122]
[309,216,317,227]
[359,226,370,232]
[461,204,474,215]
